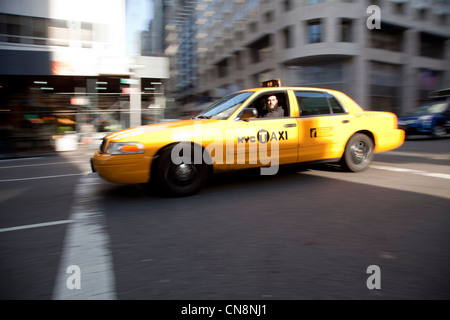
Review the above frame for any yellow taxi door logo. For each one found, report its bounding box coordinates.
[237,130,288,144]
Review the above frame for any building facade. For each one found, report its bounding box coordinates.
[194,0,450,116]
[0,0,169,154]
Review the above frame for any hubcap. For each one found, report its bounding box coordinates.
[174,163,195,182]
[166,161,198,187]
[350,141,368,164]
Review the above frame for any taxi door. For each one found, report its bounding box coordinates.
[294,91,353,162]
[225,91,299,173]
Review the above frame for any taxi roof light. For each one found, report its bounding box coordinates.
[262,79,281,88]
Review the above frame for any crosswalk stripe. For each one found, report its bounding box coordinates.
[52,174,116,300]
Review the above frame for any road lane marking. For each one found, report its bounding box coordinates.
[371,165,425,174]
[302,164,450,199]
[371,165,450,180]
[53,173,116,300]
[385,151,450,159]
[0,161,84,169]
[0,173,88,183]
[419,172,450,179]
[0,220,74,233]
[0,157,43,162]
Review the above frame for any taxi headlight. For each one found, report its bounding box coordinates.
[106,142,145,155]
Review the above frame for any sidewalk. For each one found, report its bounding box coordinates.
[0,143,99,160]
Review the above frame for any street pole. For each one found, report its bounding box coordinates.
[129,75,141,128]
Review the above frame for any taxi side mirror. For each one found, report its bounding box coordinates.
[241,108,258,121]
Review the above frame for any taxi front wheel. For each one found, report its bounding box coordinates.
[155,144,209,196]
[340,133,374,172]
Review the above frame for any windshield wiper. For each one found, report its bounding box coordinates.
[195,115,211,119]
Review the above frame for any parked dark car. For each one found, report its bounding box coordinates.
[398,101,450,138]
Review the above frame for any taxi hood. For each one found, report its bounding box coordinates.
[105,119,222,142]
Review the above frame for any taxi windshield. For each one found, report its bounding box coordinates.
[195,91,254,120]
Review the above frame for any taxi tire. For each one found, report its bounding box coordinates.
[341,133,374,172]
[431,124,446,138]
[155,143,208,197]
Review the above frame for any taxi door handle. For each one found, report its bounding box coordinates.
[284,123,297,128]
[342,120,350,124]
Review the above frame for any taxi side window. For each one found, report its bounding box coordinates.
[295,91,346,116]
[249,92,290,118]
[326,93,347,114]
[276,93,290,117]
[295,92,330,116]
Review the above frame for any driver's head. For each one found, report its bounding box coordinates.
[267,95,278,110]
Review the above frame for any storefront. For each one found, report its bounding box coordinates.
[0,74,166,155]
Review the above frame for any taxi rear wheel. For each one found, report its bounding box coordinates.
[341,133,374,172]
[155,144,208,196]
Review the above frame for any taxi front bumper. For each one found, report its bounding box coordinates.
[91,151,154,184]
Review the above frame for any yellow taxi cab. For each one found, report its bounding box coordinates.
[91,80,404,196]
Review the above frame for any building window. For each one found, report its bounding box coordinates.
[264,11,274,23]
[32,17,47,45]
[287,63,347,85]
[248,35,272,64]
[5,14,21,43]
[418,69,443,101]
[225,38,232,49]
[248,21,258,33]
[0,14,93,48]
[369,61,401,113]
[340,18,353,42]
[235,51,242,70]
[235,31,244,42]
[419,32,446,59]
[369,22,405,52]
[307,19,323,44]
[393,2,406,15]
[416,8,429,20]
[48,19,69,47]
[18,15,33,45]
[217,58,229,78]
[81,22,93,48]
[282,0,294,11]
[282,26,294,49]
[437,14,449,26]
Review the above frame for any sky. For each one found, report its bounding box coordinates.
[126,0,154,56]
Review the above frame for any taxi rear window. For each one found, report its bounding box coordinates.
[295,91,346,116]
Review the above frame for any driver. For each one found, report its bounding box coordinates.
[263,95,284,118]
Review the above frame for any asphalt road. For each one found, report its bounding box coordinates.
[1,136,449,302]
